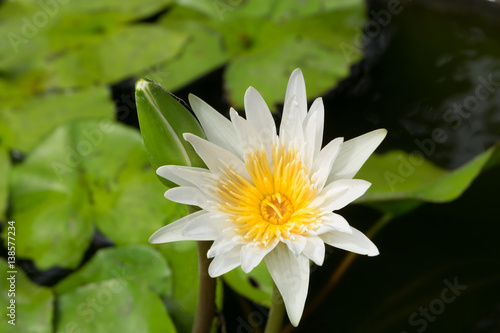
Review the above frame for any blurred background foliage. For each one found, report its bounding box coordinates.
[1,0,500,332]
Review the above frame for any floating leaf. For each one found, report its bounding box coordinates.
[157,242,199,333]
[50,25,188,88]
[225,36,351,109]
[0,148,10,219]
[5,120,183,269]
[0,259,54,333]
[55,279,177,333]
[0,86,114,153]
[55,245,172,297]
[58,0,175,22]
[150,15,228,92]
[155,242,224,333]
[356,143,500,213]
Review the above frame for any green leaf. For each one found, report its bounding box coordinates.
[55,245,172,297]
[176,0,273,21]
[156,242,199,332]
[356,143,500,213]
[49,25,188,88]
[223,261,273,306]
[0,86,115,153]
[5,120,183,269]
[0,148,10,219]
[148,17,228,92]
[209,1,363,109]
[225,36,353,109]
[155,242,224,333]
[270,0,364,21]
[55,279,177,333]
[135,79,205,187]
[0,260,54,333]
[58,0,175,23]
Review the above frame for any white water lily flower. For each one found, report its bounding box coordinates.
[150,69,386,326]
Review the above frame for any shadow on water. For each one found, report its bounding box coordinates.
[323,0,500,169]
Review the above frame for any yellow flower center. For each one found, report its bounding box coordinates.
[215,144,323,246]
[260,193,293,225]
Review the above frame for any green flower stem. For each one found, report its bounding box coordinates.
[281,213,393,333]
[192,240,216,333]
[264,282,285,333]
[189,206,216,333]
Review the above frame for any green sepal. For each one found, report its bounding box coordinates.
[135,79,205,187]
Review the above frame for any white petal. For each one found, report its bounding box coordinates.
[149,211,212,243]
[302,236,326,266]
[164,186,211,210]
[157,165,217,189]
[157,165,193,187]
[311,137,343,191]
[265,243,310,327]
[184,133,252,183]
[303,97,324,158]
[244,86,277,144]
[240,239,279,273]
[328,128,387,182]
[207,236,241,258]
[183,213,232,239]
[320,226,379,256]
[312,179,371,211]
[283,235,307,257]
[284,68,307,123]
[230,108,264,154]
[279,96,304,148]
[208,247,242,277]
[316,212,352,235]
[189,94,241,157]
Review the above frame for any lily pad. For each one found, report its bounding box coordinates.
[49,25,188,88]
[156,242,224,333]
[0,86,114,153]
[6,120,184,269]
[356,143,500,213]
[55,245,172,297]
[55,279,177,333]
[0,259,54,333]
[0,148,10,219]
[149,16,228,92]
[58,0,175,22]
[225,36,352,109]
[157,242,200,333]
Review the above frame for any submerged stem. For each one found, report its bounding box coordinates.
[264,282,286,333]
[192,240,216,333]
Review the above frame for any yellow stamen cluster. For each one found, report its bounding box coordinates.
[215,144,323,246]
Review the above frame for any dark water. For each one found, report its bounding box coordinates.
[323,0,500,169]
